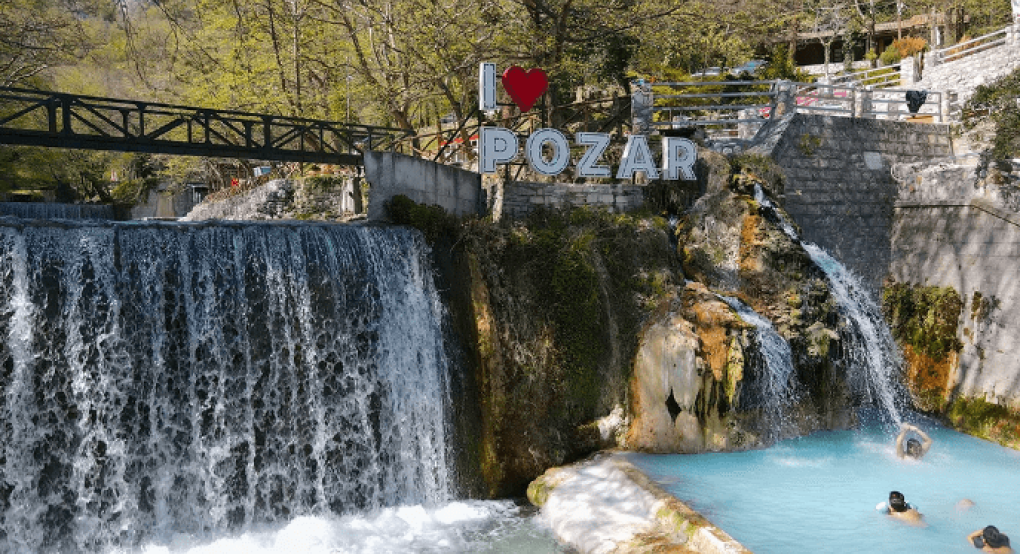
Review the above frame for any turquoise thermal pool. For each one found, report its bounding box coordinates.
[628,421,1020,553]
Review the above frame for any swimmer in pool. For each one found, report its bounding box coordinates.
[968,525,1014,553]
[877,491,924,525]
[896,423,933,459]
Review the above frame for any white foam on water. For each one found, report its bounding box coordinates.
[120,501,533,554]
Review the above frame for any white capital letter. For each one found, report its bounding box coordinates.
[616,135,659,180]
[479,126,518,173]
[575,132,611,178]
[525,128,570,176]
[663,137,697,180]
[479,63,497,112]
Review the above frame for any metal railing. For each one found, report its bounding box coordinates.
[794,82,856,116]
[649,80,945,140]
[829,64,902,88]
[0,87,413,165]
[650,80,779,139]
[864,88,944,121]
[932,27,1009,64]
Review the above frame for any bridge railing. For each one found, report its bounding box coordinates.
[0,87,413,165]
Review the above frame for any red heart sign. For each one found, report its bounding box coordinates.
[501,67,548,112]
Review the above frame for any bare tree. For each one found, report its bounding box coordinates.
[811,2,851,81]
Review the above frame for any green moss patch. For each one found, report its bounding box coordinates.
[384,194,461,244]
[882,283,963,362]
[462,206,682,495]
[947,397,1020,449]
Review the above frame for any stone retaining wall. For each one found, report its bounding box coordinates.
[890,161,1020,407]
[761,114,954,292]
[503,181,646,219]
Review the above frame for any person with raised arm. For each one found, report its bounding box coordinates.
[896,423,933,459]
[968,526,1014,553]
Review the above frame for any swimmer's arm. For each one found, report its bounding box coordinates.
[905,423,934,454]
[895,427,907,458]
[968,529,985,548]
[917,426,934,455]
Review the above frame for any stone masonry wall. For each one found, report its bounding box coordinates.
[502,182,645,219]
[916,26,1020,106]
[890,162,1020,406]
[763,114,953,293]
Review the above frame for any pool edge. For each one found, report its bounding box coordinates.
[527,452,752,553]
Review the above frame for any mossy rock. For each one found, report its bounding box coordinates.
[882,282,963,362]
[947,396,1020,449]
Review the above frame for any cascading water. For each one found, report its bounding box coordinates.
[753,185,904,424]
[0,219,453,553]
[719,296,799,439]
[0,203,115,220]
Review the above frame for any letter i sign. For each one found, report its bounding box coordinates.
[479,63,548,113]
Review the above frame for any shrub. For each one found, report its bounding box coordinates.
[878,37,927,66]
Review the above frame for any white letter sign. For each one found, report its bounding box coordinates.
[663,137,697,181]
[479,63,497,112]
[575,132,612,178]
[479,127,518,173]
[525,128,571,175]
[616,135,659,180]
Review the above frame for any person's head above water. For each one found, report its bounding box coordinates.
[905,438,923,457]
[982,526,1011,548]
[889,491,909,512]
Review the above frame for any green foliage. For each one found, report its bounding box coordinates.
[882,283,963,362]
[965,66,1020,161]
[947,396,1020,447]
[797,134,822,156]
[878,47,901,66]
[304,176,344,193]
[760,44,810,82]
[384,194,461,245]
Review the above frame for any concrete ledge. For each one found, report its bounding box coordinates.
[363,151,483,221]
[895,199,1020,228]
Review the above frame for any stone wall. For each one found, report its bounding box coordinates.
[917,26,1020,106]
[890,162,1020,407]
[762,114,954,292]
[502,181,646,219]
[363,151,484,220]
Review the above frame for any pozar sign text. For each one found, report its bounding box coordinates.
[478,63,697,180]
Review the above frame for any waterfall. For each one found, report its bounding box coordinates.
[801,244,904,425]
[0,220,453,553]
[719,296,799,439]
[0,203,115,220]
[753,185,904,424]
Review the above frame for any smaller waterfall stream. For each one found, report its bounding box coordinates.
[753,185,904,424]
[719,296,799,439]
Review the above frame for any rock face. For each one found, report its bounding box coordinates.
[626,151,853,453]
[416,150,861,496]
[887,158,1020,447]
[184,177,363,221]
[453,210,683,496]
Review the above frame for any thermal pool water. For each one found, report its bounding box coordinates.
[629,422,1020,553]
